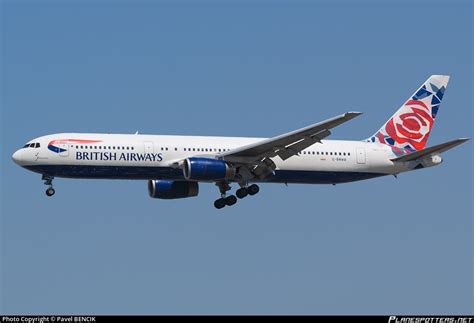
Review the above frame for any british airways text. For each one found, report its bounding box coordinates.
[76,152,163,162]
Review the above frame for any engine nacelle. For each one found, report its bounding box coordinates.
[183,157,236,181]
[148,180,199,199]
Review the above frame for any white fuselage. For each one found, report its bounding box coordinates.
[13,133,412,184]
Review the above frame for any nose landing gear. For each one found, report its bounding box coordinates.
[42,174,55,197]
[46,187,55,197]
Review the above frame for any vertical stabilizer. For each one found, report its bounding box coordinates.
[367,75,449,152]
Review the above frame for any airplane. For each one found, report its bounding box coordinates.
[12,75,468,209]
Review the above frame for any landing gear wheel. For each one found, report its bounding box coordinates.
[214,198,227,209]
[248,184,260,196]
[236,188,249,199]
[46,188,55,197]
[225,195,237,206]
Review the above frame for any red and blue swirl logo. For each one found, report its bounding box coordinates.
[48,139,102,153]
[384,100,433,151]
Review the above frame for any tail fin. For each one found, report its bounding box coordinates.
[367,75,450,152]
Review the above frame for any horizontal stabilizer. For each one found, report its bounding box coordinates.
[391,138,469,162]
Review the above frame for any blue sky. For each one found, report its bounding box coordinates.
[1,0,472,314]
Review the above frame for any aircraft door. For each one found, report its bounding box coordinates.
[356,147,366,164]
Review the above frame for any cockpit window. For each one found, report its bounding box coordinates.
[23,143,40,148]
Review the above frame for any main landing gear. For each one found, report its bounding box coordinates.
[236,184,259,199]
[214,182,260,209]
[42,174,55,197]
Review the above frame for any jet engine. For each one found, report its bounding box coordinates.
[183,157,236,181]
[148,180,199,199]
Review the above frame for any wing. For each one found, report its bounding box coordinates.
[218,112,362,179]
[391,138,469,162]
[219,111,362,164]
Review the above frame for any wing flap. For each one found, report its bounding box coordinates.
[391,138,469,162]
[275,129,331,161]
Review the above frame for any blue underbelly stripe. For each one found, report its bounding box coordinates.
[23,164,386,184]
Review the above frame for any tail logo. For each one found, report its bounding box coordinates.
[369,75,448,152]
[384,100,433,151]
[48,139,102,153]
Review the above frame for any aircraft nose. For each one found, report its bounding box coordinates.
[12,149,23,165]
